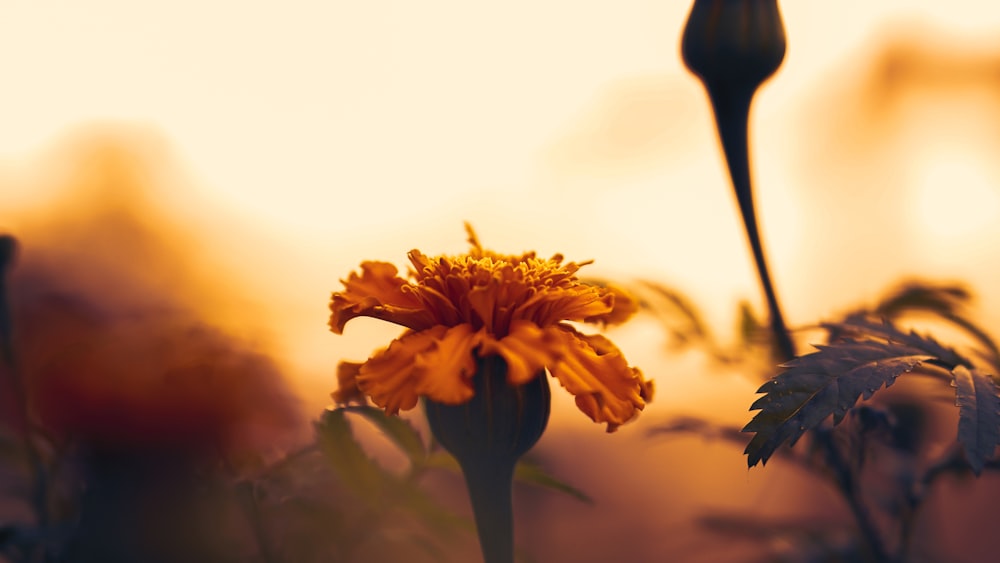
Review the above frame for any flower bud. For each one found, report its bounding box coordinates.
[681,0,786,91]
[424,355,550,563]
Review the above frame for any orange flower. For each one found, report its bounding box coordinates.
[330,224,653,431]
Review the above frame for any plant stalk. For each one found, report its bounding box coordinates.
[460,457,516,563]
[707,83,796,361]
[817,429,892,562]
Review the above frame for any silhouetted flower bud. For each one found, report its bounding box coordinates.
[679,0,797,362]
[681,0,786,91]
[425,356,550,563]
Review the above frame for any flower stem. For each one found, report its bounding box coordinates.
[707,83,796,361]
[425,356,549,563]
[459,457,516,563]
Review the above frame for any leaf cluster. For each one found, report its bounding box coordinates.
[743,313,1000,474]
[647,280,1000,562]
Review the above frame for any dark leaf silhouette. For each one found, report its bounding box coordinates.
[826,314,970,369]
[952,365,1000,474]
[872,281,1000,369]
[513,459,593,504]
[315,409,387,501]
[744,345,930,467]
[873,280,971,319]
[745,315,981,467]
[347,406,427,465]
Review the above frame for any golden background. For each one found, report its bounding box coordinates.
[3,1,1000,560]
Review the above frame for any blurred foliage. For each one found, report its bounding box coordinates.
[0,238,588,563]
[646,279,1000,563]
[611,278,774,370]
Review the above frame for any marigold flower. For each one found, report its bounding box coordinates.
[330,224,653,431]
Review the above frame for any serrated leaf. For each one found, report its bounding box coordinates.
[348,406,427,465]
[952,366,1000,475]
[743,339,933,468]
[315,409,387,501]
[871,282,1000,369]
[825,314,971,369]
[513,459,593,504]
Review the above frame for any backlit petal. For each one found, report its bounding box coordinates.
[414,324,482,404]
[584,283,639,326]
[547,325,652,432]
[329,261,433,333]
[331,361,366,405]
[480,320,558,385]
[356,326,448,414]
[516,287,613,328]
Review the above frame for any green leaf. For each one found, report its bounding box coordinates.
[744,340,933,468]
[315,409,387,501]
[638,280,710,344]
[737,301,762,347]
[347,406,427,465]
[514,459,592,504]
[422,450,463,473]
[394,482,473,538]
[952,366,1000,475]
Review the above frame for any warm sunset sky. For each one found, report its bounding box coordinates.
[2,0,1000,407]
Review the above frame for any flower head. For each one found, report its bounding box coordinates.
[330,224,652,431]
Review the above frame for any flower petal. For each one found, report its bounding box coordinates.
[516,287,613,328]
[480,320,559,385]
[331,361,366,404]
[329,261,433,334]
[546,325,653,432]
[414,324,482,404]
[356,326,448,414]
[584,283,639,326]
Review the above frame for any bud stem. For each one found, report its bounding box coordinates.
[707,83,796,361]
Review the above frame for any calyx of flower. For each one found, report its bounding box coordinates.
[424,355,549,563]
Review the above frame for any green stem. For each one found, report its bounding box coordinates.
[707,83,796,362]
[460,458,516,563]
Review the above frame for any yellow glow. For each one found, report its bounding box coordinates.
[914,150,1000,239]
